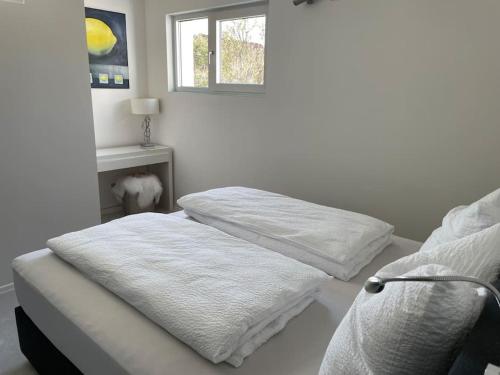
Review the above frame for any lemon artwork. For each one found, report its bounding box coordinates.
[85,18,117,56]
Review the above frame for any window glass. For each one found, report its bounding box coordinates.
[177,18,209,88]
[217,16,266,85]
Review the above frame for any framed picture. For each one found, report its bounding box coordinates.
[85,8,129,89]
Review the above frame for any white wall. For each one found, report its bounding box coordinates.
[85,0,150,211]
[145,0,500,241]
[0,0,101,285]
[86,0,149,148]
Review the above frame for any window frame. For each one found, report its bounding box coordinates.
[172,2,268,94]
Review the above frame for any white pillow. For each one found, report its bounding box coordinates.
[421,188,500,252]
[378,223,500,282]
[319,264,482,375]
[419,226,449,252]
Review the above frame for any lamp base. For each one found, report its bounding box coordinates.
[141,143,156,149]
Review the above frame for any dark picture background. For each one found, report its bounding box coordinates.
[85,8,130,89]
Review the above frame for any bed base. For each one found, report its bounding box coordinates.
[15,306,82,375]
[14,279,500,375]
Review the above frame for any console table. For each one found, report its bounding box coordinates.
[96,145,174,213]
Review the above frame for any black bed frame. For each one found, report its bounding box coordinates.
[15,281,500,375]
[448,280,500,374]
[15,307,82,375]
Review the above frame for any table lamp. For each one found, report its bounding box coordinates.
[130,98,160,148]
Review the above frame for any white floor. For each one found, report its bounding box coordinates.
[0,290,37,375]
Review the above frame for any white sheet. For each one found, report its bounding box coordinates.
[13,233,421,375]
[45,213,330,367]
[178,187,394,280]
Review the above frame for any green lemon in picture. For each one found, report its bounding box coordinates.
[85,18,117,56]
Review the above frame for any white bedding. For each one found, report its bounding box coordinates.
[420,188,500,252]
[12,231,421,375]
[178,187,394,280]
[45,213,330,367]
[188,211,392,281]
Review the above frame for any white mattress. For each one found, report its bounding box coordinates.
[13,212,421,375]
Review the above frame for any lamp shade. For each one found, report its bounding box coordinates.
[130,98,160,115]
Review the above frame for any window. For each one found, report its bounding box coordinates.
[172,3,267,93]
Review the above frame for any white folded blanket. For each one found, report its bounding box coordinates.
[178,187,394,281]
[47,213,330,367]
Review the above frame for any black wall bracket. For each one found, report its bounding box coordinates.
[293,0,314,6]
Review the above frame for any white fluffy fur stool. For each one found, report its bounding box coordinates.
[111,174,163,215]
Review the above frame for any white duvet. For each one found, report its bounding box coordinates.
[47,213,330,367]
[178,187,394,280]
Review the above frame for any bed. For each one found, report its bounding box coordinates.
[12,212,421,375]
